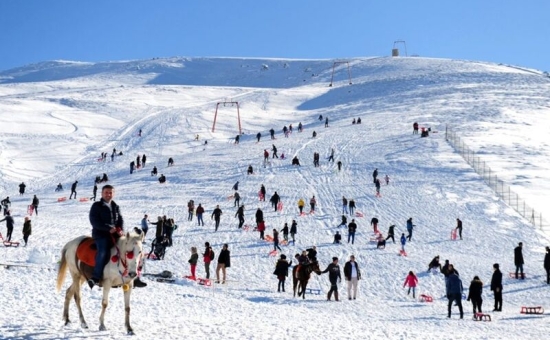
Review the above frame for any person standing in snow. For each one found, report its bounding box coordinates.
[372,168,378,183]
[348,198,356,215]
[203,242,214,279]
[403,271,418,298]
[19,182,26,195]
[260,184,266,201]
[70,181,78,199]
[467,276,483,314]
[325,117,329,128]
[455,218,463,240]
[400,233,407,252]
[211,205,222,231]
[187,200,195,221]
[92,184,98,201]
[344,255,361,300]
[256,132,261,142]
[216,244,231,284]
[347,219,357,244]
[514,242,524,279]
[337,160,342,171]
[233,192,240,207]
[196,204,205,226]
[281,223,289,242]
[375,178,381,196]
[290,220,297,245]
[272,229,282,251]
[188,247,198,279]
[232,181,239,191]
[235,204,245,229]
[272,144,279,158]
[130,161,135,174]
[270,191,280,212]
[328,148,335,163]
[255,208,264,229]
[269,128,275,140]
[22,216,32,246]
[406,218,414,241]
[140,214,149,238]
[297,198,305,214]
[544,246,550,285]
[309,195,316,213]
[385,225,395,243]
[446,272,464,319]
[31,195,39,215]
[274,254,291,292]
[321,257,342,301]
[0,211,14,242]
[342,196,348,214]
[385,174,390,185]
[490,263,503,311]
[142,154,146,167]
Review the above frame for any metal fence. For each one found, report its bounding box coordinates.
[445,126,549,230]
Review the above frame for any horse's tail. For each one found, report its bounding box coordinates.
[56,246,68,292]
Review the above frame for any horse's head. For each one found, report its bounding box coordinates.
[117,228,144,279]
[310,261,321,274]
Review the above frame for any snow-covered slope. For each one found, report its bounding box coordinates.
[0,56,549,339]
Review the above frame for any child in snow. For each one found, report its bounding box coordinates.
[403,271,418,298]
[188,247,198,279]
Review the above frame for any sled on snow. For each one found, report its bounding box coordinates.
[509,272,527,279]
[520,306,544,314]
[419,294,433,302]
[473,313,491,321]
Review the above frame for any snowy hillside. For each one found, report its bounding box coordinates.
[0,56,549,339]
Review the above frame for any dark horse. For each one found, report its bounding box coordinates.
[292,261,321,299]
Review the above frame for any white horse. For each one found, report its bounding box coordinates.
[56,230,144,335]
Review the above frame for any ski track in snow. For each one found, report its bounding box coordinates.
[0,57,550,339]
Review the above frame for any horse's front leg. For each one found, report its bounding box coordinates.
[124,285,134,335]
[99,284,111,331]
[302,281,307,300]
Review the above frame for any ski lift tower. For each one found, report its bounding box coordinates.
[329,61,353,87]
[212,101,242,135]
[392,40,408,57]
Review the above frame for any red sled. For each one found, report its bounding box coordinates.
[419,294,433,302]
[277,202,283,212]
[27,205,34,216]
[197,278,212,287]
[473,313,491,321]
[57,197,67,202]
[3,241,20,247]
[355,212,364,217]
[268,249,278,257]
[258,191,265,201]
[509,272,527,279]
[79,197,89,202]
[520,306,544,314]
[243,225,250,231]
[399,250,407,257]
[451,229,457,240]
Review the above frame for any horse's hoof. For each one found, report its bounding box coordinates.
[99,325,106,331]
[64,320,70,326]
[81,323,88,329]
[127,330,135,336]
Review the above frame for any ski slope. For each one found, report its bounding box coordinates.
[0,56,549,339]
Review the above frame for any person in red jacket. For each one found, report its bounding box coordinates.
[403,271,419,298]
[203,242,214,279]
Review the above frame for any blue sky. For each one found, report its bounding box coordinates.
[1,0,549,72]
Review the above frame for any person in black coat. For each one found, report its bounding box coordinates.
[306,246,317,262]
[216,244,231,284]
[446,272,464,319]
[247,165,253,175]
[235,205,245,229]
[385,225,395,243]
[211,205,222,231]
[19,182,26,195]
[514,242,524,279]
[260,184,266,201]
[467,276,483,314]
[274,254,291,292]
[333,231,342,244]
[0,211,15,241]
[270,192,280,212]
[256,132,261,142]
[290,220,297,245]
[428,255,442,272]
[31,195,39,215]
[321,257,342,301]
[456,218,463,240]
[255,208,264,228]
[70,181,78,199]
[490,263,503,311]
[544,246,550,284]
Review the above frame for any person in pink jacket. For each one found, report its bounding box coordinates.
[403,271,419,298]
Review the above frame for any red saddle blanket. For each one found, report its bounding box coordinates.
[76,238,97,267]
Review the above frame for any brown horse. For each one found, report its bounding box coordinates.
[56,230,144,335]
[292,261,321,299]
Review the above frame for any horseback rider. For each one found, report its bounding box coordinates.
[88,185,146,289]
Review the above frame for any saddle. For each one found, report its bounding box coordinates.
[76,237,98,267]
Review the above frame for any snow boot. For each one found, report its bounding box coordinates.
[334,292,339,301]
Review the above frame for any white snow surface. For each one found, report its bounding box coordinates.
[0,56,550,339]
